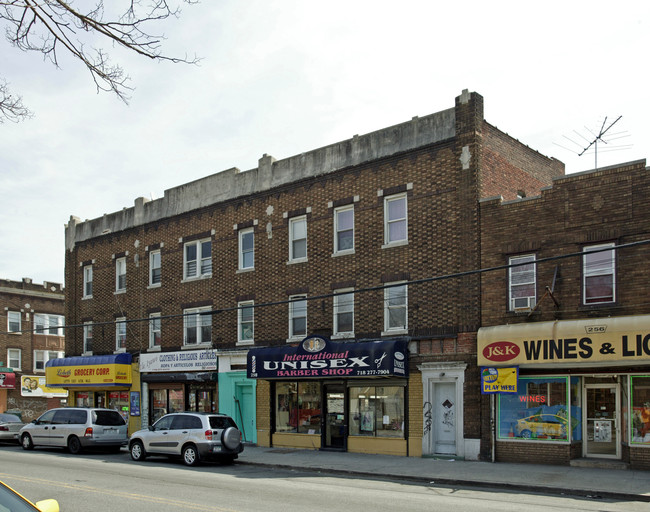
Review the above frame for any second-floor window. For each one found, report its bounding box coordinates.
[384,193,407,245]
[583,243,616,304]
[509,254,536,310]
[34,350,63,371]
[149,313,162,348]
[289,295,307,339]
[115,257,127,292]
[8,348,21,370]
[7,311,21,333]
[150,250,161,286]
[239,229,255,270]
[289,217,307,262]
[83,265,93,298]
[238,301,254,344]
[83,322,93,353]
[115,317,127,350]
[184,307,212,345]
[184,240,212,279]
[334,206,354,254]
[34,314,64,336]
[333,289,354,336]
[384,283,407,333]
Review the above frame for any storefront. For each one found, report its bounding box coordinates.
[247,335,409,455]
[0,369,16,412]
[478,314,650,469]
[45,353,137,432]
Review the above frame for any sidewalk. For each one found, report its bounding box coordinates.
[237,445,650,502]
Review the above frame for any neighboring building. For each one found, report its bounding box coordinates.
[63,90,563,457]
[479,159,650,469]
[0,278,66,420]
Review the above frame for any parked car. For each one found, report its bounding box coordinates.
[129,412,244,466]
[0,480,59,512]
[0,413,24,443]
[19,407,128,454]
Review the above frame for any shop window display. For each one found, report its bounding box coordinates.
[275,382,322,434]
[498,377,578,441]
[630,376,650,444]
[349,386,404,438]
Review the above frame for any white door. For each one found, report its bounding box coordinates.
[433,382,456,455]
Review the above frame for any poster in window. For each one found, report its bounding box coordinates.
[361,410,374,432]
[130,391,141,416]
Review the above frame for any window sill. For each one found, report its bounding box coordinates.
[332,250,355,258]
[237,340,254,346]
[182,342,211,350]
[114,289,126,295]
[181,274,212,284]
[236,268,255,274]
[114,348,126,354]
[382,240,409,249]
[287,258,308,265]
[286,336,305,344]
[147,346,162,352]
[147,283,162,289]
[382,328,408,336]
[82,351,93,356]
[7,331,22,335]
[331,333,355,340]
[82,296,93,300]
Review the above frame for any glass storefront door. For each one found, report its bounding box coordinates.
[323,384,346,450]
[584,383,620,458]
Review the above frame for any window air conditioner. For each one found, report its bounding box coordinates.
[512,296,534,311]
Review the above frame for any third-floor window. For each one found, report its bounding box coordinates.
[334,206,354,254]
[184,239,212,280]
[289,217,307,262]
[115,257,126,292]
[239,229,255,270]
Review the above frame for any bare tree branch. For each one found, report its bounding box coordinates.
[0,79,33,123]
[0,0,199,122]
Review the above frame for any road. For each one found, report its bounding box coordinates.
[0,444,647,511]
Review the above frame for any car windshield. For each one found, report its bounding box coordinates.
[93,411,126,426]
[0,482,42,512]
[0,414,21,423]
[208,416,237,429]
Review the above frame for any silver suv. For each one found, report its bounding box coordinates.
[129,412,244,466]
[19,407,128,454]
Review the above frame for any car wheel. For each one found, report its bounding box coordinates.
[67,436,83,454]
[520,429,532,439]
[130,440,147,461]
[21,433,34,450]
[182,444,200,466]
[222,427,242,451]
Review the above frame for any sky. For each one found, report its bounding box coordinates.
[0,0,647,286]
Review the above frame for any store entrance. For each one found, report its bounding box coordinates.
[323,384,346,451]
[583,383,620,459]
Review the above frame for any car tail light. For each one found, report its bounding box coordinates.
[0,426,8,431]
[204,429,213,441]
[84,427,93,437]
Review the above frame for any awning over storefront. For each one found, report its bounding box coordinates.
[0,370,16,389]
[45,353,133,388]
[478,314,650,368]
[247,336,409,379]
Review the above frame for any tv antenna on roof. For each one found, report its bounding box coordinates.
[554,115,632,171]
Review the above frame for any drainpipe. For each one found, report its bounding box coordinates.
[490,394,495,462]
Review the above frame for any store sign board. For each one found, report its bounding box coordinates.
[46,354,133,388]
[481,367,518,394]
[478,315,650,367]
[247,335,408,379]
[0,372,15,389]
[139,349,218,373]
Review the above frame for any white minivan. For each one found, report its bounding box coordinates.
[19,407,128,454]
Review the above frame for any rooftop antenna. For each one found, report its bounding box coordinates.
[554,115,631,171]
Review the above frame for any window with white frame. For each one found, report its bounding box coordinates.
[583,243,616,304]
[34,350,63,372]
[7,349,21,370]
[289,295,307,339]
[83,265,93,298]
[509,254,536,310]
[83,322,93,353]
[115,257,126,292]
[239,229,255,270]
[184,307,212,345]
[149,313,162,348]
[384,283,407,333]
[34,314,64,336]
[289,216,307,261]
[150,250,161,286]
[333,289,354,337]
[184,239,212,279]
[238,301,254,344]
[334,206,354,254]
[384,194,407,245]
[115,317,127,350]
[7,311,21,333]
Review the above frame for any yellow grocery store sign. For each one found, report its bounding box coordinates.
[478,315,650,367]
[46,354,132,387]
[481,367,518,394]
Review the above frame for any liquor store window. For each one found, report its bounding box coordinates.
[497,376,577,442]
[275,381,322,434]
[630,375,650,445]
[349,384,405,438]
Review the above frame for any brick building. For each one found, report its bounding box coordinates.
[479,159,650,469]
[1,278,66,421]
[62,90,563,457]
